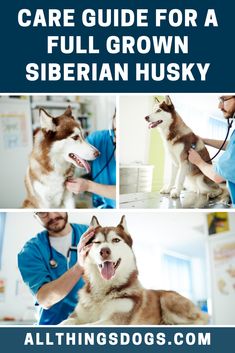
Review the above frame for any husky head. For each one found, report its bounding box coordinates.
[39,106,100,173]
[84,216,137,284]
[145,95,176,130]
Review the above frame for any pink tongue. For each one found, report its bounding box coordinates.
[80,158,91,173]
[101,262,115,280]
[74,154,91,173]
[148,120,162,129]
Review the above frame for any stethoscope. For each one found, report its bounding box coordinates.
[191,113,235,162]
[47,232,77,270]
[92,129,116,181]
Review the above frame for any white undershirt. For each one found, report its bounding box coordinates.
[49,231,72,258]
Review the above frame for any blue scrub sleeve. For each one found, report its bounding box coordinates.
[18,243,52,296]
[214,131,235,183]
[214,154,235,184]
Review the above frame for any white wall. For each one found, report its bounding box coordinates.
[120,96,153,164]
[91,96,116,131]
[191,257,208,302]
[0,98,33,208]
[0,213,37,321]
[0,211,208,323]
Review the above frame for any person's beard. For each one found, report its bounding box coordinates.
[221,108,234,119]
[44,214,68,233]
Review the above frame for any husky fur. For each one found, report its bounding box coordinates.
[23,107,99,208]
[61,216,208,325]
[145,95,226,199]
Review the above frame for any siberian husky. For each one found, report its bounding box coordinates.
[61,216,208,325]
[145,95,224,199]
[23,107,99,208]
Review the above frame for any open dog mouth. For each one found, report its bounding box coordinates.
[69,153,91,173]
[148,120,163,129]
[98,258,121,280]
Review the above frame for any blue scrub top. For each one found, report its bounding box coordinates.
[215,129,235,205]
[18,223,88,325]
[87,130,116,208]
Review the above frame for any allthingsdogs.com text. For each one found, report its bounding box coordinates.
[24,331,211,346]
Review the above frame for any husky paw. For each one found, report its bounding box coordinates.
[207,189,223,200]
[190,311,209,325]
[198,312,209,325]
[160,186,172,194]
[170,189,180,199]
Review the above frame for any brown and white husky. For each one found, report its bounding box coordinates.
[145,95,225,199]
[61,216,208,325]
[23,106,99,208]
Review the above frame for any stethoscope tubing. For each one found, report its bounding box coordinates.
[47,233,77,269]
[92,132,116,181]
[93,145,116,181]
[191,114,235,162]
[206,115,234,162]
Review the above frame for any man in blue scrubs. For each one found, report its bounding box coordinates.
[18,212,94,325]
[66,112,116,208]
[188,95,235,205]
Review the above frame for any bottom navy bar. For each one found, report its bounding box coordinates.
[0,326,233,353]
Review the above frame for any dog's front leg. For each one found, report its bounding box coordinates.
[160,162,178,194]
[62,190,75,208]
[170,161,188,199]
[59,304,90,325]
[90,298,134,325]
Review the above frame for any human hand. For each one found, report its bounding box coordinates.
[77,227,95,268]
[188,148,203,166]
[66,178,90,194]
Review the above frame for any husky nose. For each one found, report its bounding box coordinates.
[93,149,100,158]
[100,247,111,260]
[145,116,149,121]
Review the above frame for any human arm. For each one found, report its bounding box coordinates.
[36,228,94,309]
[66,178,116,200]
[188,148,225,183]
[36,263,83,309]
[201,138,228,150]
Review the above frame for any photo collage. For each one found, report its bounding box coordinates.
[0,93,235,326]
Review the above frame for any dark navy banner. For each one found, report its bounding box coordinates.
[0,0,234,92]
[0,326,234,353]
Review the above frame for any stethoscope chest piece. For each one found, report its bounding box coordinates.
[49,259,58,269]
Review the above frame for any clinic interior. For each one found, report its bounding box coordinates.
[0,95,116,208]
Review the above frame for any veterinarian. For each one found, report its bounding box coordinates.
[188,95,235,205]
[66,111,116,208]
[18,212,94,325]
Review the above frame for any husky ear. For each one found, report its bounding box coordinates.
[117,215,129,233]
[117,216,133,247]
[39,108,56,132]
[64,106,73,118]
[154,96,161,103]
[90,216,100,228]
[164,95,173,106]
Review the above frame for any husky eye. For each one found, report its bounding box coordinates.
[72,135,80,141]
[156,108,161,113]
[92,241,101,244]
[112,238,121,243]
